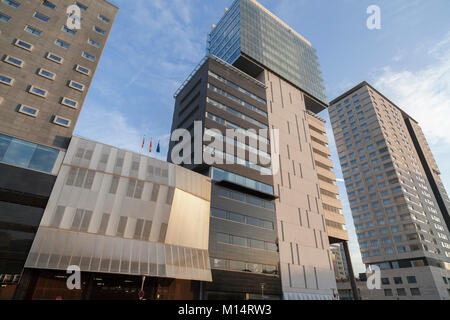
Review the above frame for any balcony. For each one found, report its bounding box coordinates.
[326,225,349,242]
[318,179,339,195]
[309,128,328,145]
[311,139,331,156]
[324,210,346,225]
[313,151,334,168]
[316,165,336,181]
[321,193,343,209]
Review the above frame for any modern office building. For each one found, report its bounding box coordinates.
[0,0,118,298]
[168,0,357,300]
[329,81,450,300]
[13,136,212,300]
[330,243,349,280]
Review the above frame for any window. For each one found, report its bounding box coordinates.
[381,278,390,285]
[42,1,56,9]
[88,38,101,48]
[384,289,393,296]
[2,0,20,8]
[0,12,11,22]
[53,116,71,127]
[3,55,24,68]
[37,68,55,80]
[410,288,421,296]
[25,25,42,36]
[46,52,63,64]
[68,80,84,91]
[28,85,48,98]
[75,64,90,75]
[216,233,229,244]
[14,39,33,51]
[82,51,96,62]
[93,26,106,35]
[393,277,403,284]
[98,14,110,23]
[0,133,59,173]
[33,12,49,22]
[55,39,70,49]
[61,97,78,109]
[18,104,39,117]
[62,25,76,35]
[407,276,417,284]
[0,74,14,86]
[396,288,407,296]
[76,2,87,11]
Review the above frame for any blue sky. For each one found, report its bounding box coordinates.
[75,0,450,274]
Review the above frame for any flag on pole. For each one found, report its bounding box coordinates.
[149,138,153,153]
[141,135,146,149]
[156,140,161,154]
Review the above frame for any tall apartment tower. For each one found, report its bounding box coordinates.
[329,81,450,300]
[0,0,118,297]
[168,0,357,300]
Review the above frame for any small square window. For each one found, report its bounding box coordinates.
[76,2,87,11]
[3,0,20,9]
[28,85,48,98]
[396,288,407,296]
[25,25,42,36]
[93,26,106,35]
[14,38,33,51]
[61,97,78,109]
[88,38,101,48]
[33,12,49,22]
[0,12,11,22]
[410,288,421,296]
[62,25,76,35]
[42,1,56,9]
[38,68,56,80]
[3,55,24,68]
[46,52,63,64]
[68,80,85,91]
[82,51,96,62]
[53,116,71,127]
[393,277,403,284]
[75,64,90,75]
[55,39,70,49]
[0,74,14,86]
[18,104,39,117]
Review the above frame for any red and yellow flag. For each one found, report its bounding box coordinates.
[141,135,146,149]
[149,138,153,153]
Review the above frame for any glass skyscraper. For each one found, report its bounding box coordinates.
[207,0,327,105]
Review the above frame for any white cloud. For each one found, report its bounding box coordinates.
[373,31,450,191]
[373,32,450,145]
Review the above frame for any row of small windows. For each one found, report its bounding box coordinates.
[216,232,278,252]
[2,0,111,24]
[210,257,278,276]
[207,97,268,129]
[208,71,267,105]
[211,207,274,230]
[207,83,267,118]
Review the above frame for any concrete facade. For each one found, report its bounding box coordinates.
[329,82,450,300]
[24,136,213,283]
[0,0,117,149]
